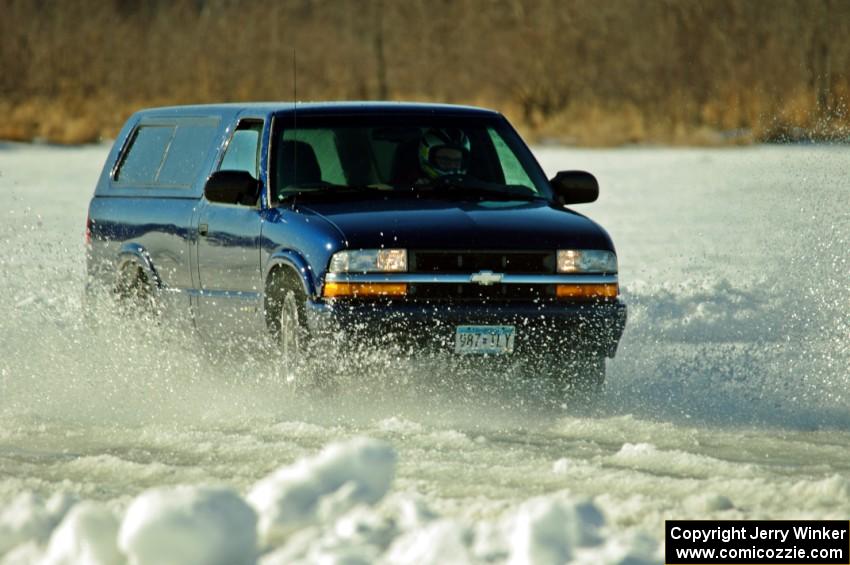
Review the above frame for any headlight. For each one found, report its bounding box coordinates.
[328,249,408,273]
[557,250,617,274]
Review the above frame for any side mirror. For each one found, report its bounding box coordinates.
[549,170,599,205]
[204,170,260,205]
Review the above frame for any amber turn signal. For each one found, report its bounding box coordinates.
[323,282,408,298]
[556,283,618,299]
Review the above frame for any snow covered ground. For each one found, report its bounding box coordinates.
[0,142,847,564]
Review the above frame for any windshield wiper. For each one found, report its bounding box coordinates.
[280,180,546,203]
[278,183,390,202]
[417,177,546,201]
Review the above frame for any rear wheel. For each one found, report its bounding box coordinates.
[115,264,158,319]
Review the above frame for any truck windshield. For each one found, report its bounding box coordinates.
[270,114,552,203]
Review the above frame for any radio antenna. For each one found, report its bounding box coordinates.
[292,46,297,207]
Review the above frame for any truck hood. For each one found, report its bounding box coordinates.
[296,198,615,251]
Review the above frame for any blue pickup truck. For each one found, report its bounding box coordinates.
[86,102,626,396]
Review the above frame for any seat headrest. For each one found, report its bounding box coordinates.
[390,138,421,186]
[277,140,322,188]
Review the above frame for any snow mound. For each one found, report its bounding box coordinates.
[385,519,472,565]
[789,474,850,504]
[612,442,749,479]
[615,442,657,457]
[43,502,121,565]
[118,485,257,565]
[0,492,73,555]
[391,495,438,532]
[377,416,424,435]
[1,542,43,565]
[0,438,663,564]
[248,437,397,546]
[573,531,660,565]
[552,458,571,474]
[469,497,627,564]
[508,498,603,565]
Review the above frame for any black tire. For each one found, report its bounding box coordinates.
[278,286,306,374]
[115,264,158,319]
[269,270,334,391]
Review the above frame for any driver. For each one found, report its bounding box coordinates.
[418,128,471,181]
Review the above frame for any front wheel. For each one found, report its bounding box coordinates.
[275,279,309,385]
[271,272,334,391]
[279,288,303,370]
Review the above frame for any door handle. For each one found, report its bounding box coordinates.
[198,223,209,236]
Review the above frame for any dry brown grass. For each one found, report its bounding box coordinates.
[1,0,849,146]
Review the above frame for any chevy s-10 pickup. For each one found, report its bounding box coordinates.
[86,102,626,396]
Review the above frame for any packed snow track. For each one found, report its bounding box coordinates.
[0,143,847,564]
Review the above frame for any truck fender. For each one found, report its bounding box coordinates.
[264,251,316,298]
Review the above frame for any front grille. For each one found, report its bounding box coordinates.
[411,250,555,274]
[409,283,555,302]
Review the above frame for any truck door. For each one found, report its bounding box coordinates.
[194,119,265,340]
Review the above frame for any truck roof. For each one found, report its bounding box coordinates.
[132,101,501,121]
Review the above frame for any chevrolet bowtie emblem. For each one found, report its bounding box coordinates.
[470,270,504,286]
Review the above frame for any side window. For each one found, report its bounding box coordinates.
[158,123,219,186]
[220,121,262,177]
[114,126,173,184]
[114,120,219,187]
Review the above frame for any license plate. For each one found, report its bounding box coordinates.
[454,325,515,355]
